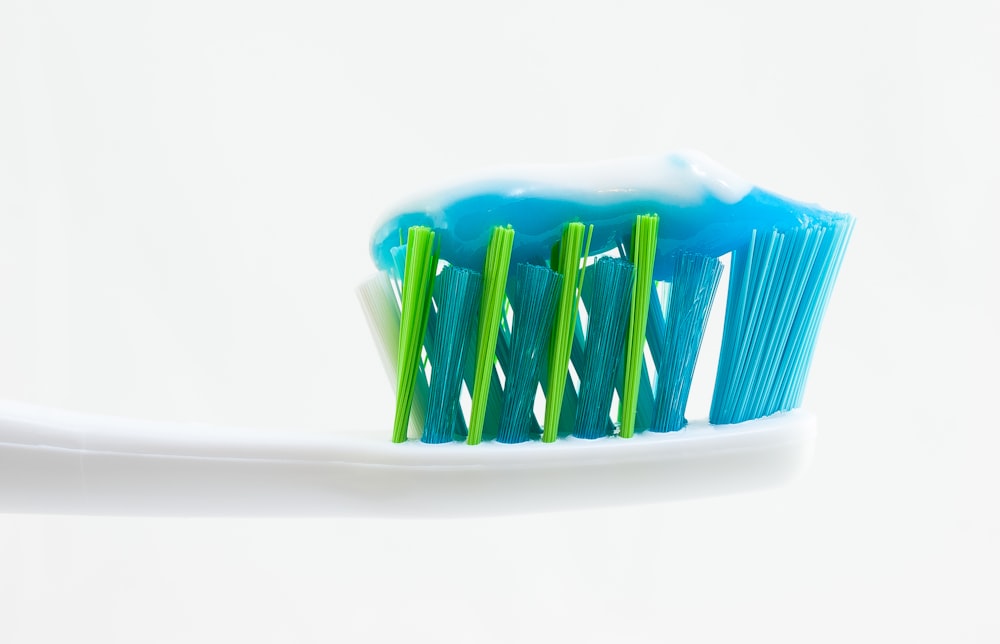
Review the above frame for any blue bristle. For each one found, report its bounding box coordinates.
[645,283,667,364]
[574,258,635,439]
[776,217,855,410]
[422,265,482,443]
[651,253,723,432]
[710,217,854,425]
[497,264,562,443]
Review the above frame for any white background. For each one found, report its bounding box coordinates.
[1,0,998,642]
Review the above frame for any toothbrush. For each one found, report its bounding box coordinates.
[0,151,853,517]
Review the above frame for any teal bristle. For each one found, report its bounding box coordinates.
[642,282,667,428]
[651,253,724,432]
[423,290,476,440]
[573,257,635,439]
[576,275,613,436]
[496,264,562,443]
[710,218,854,425]
[422,265,482,443]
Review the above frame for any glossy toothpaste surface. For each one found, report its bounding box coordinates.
[370,151,848,280]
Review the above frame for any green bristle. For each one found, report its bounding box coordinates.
[393,226,438,443]
[535,336,582,438]
[453,315,509,441]
[543,222,593,443]
[497,264,562,443]
[611,284,663,431]
[515,263,585,441]
[357,273,429,437]
[423,266,482,444]
[619,214,658,438]
[477,329,508,442]
[467,226,515,445]
[390,244,466,438]
[650,253,723,432]
[613,242,657,432]
[573,258,634,439]
[566,309,590,437]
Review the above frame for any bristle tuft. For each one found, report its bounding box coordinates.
[423,266,482,443]
[468,226,515,445]
[619,214,659,438]
[543,223,593,443]
[710,217,854,425]
[573,258,634,439]
[651,253,724,432]
[393,227,438,443]
[497,264,562,443]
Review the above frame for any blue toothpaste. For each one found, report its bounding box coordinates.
[370,151,849,279]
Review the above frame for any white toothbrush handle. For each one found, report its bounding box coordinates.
[0,399,816,517]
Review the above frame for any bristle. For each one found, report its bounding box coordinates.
[481,328,510,441]
[614,241,659,432]
[651,253,724,432]
[468,226,515,445]
[775,217,855,410]
[535,334,582,438]
[620,214,659,438]
[393,226,438,443]
[710,218,854,425]
[635,283,663,429]
[573,258,634,439]
[423,266,482,444]
[357,273,429,437]
[543,223,593,443]
[496,264,562,443]
[577,277,613,436]
[380,212,851,443]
